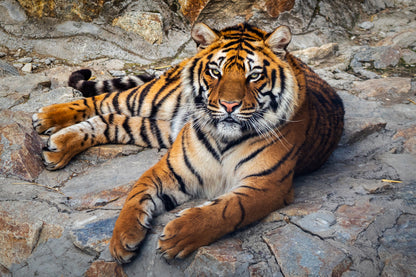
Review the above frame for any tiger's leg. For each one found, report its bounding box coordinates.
[42,114,173,170]
[109,154,194,263]
[33,78,182,135]
[157,170,295,259]
[33,95,106,135]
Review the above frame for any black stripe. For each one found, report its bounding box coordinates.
[279,66,286,94]
[150,119,166,148]
[140,119,151,146]
[126,87,139,116]
[221,132,257,154]
[150,82,181,119]
[278,169,294,183]
[243,145,296,179]
[99,114,110,141]
[166,152,189,195]
[127,188,147,202]
[103,80,111,92]
[194,126,221,161]
[181,132,204,186]
[234,141,274,172]
[137,79,157,115]
[235,199,245,230]
[161,194,177,211]
[122,117,134,144]
[239,185,267,192]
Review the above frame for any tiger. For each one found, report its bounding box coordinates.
[32,22,344,263]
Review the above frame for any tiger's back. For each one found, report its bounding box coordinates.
[287,55,344,175]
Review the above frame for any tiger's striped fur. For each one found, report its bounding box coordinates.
[68,69,154,97]
[32,23,344,262]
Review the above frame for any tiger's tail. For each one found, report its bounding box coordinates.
[68,69,154,97]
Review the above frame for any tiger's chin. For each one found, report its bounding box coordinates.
[215,121,244,141]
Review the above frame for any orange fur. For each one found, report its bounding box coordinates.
[33,23,344,262]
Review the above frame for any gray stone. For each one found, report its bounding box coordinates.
[71,216,118,256]
[109,70,126,77]
[17,57,32,63]
[359,21,374,30]
[21,63,32,72]
[401,49,416,65]
[0,0,27,23]
[62,149,162,201]
[10,232,95,277]
[350,46,401,70]
[378,214,416,276]
[0,60,19,77]
[296,210,336,235]
[263,224,352,276]
[379,153,416,183]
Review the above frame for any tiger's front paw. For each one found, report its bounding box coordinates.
[157,208,219,259]
[42,127,87,170]
[32,109,60,135]
[110,207,151,264]
[32,102,86,135]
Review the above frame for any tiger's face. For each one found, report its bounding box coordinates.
[183,23,300,142]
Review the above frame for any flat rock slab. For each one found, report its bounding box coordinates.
[263,224,352,276]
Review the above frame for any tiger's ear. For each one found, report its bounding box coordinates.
[265,26,292,57]
[191,23,219,51]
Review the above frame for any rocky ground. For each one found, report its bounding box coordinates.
[1,0,416,276]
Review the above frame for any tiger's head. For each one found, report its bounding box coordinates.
[182,23,301,142]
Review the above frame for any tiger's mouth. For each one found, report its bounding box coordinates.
[222,116,238,124]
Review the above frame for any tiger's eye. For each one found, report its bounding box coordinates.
[249,72,261,81]
[210,68,221,77]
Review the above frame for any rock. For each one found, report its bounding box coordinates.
[185,239,252,276]
[0,200,64,269]
[342,117,386,145]
[61,149,162,199]
[350,46,400,70]
[358,21,374,30]
[0,110,44,181]
[71,216,117,256]
[10,230,95,276]
[292,43,338,64]
[17,57,32,63]
[351,77,412,102]
[0,60,20,77]
[21,63,32,72]
[393,125,416,154]
[362,0,395,13]
[376,30,416,48]
[279,202,322,217]
[109,70,126,77]
[334,199,383,243]
[68,182,132,210]
[263,224,352,276]
[295,210,337,236]
[0,0,27,23]
[378,214,416,276]
[178,0,211,23]
[362,181,393,194]
[401,49,416,65]
[113,11,164,44]
[16,0,106,21]
[379,153,416,183]
[85,261,127,277]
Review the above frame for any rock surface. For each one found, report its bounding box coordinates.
[1,0,416,276]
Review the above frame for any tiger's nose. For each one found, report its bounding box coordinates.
[220,100,241,113]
